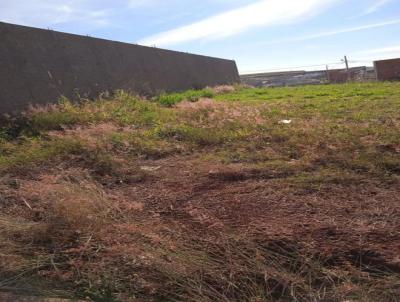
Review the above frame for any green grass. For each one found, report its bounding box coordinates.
[24,90,174,132]
[1,82,400,182]
[0,137,84,170]
[156,88,214,106]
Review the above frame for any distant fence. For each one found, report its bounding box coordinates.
[240,67,374,88]
[374,58,400,81]
[242,58,400,88]
[0,22,240,114]
[326,67,376,83]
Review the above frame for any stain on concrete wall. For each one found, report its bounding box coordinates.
[0,22,240,114]
[374,58,400,81]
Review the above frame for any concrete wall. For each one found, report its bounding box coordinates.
[374,58,400,81]
[0,22,240,114]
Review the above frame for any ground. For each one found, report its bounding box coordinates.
[0,83,399,301]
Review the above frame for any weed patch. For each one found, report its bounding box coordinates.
[156,89,214,107]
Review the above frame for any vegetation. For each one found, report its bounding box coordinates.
[156,88,214,106]
[0,83,399,301]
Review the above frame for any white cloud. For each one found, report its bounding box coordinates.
[363,0,393,15]
[256,19,400,46]
[0,0,111,28]
[138,0,340,46]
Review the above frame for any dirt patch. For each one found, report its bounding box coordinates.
[106,156,400,266]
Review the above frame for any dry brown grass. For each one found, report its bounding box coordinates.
[152,236,399,302]
[176,98,266,126]
[0,172,123,296]
[208,85,237,94]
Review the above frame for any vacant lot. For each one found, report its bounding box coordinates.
[0,83,399,301]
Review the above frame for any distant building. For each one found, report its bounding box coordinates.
[374,58,400,81]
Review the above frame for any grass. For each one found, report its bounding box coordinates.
[0,83,400,301]
[3,83,399,177]
[156,88,214,106]
[0,137,84,170]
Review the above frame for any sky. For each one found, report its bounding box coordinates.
[1,0,399,74]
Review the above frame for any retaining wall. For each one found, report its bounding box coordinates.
[0,22,240,114]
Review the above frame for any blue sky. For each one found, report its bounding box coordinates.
[1,0,399,73]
